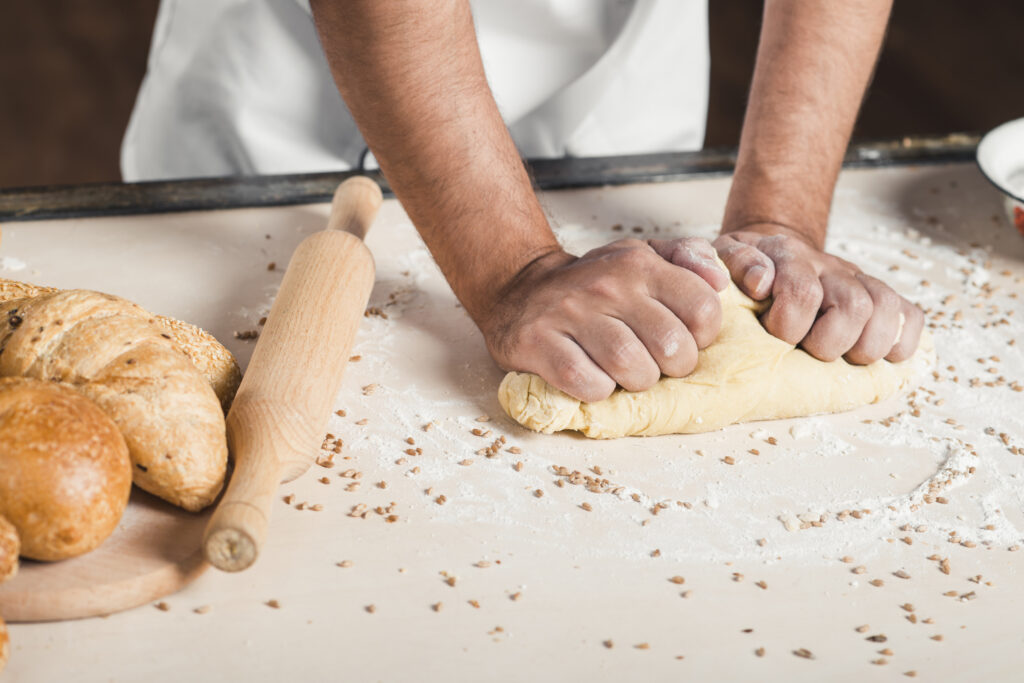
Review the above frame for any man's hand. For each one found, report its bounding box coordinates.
[720,0,919,364]
[483,238,727,403]
[714,225,923,364]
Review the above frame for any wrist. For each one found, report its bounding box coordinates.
[460,244,570,327]
[719,218,825,251]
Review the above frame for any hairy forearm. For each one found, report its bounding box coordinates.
[309,0,559,321]
[722,0,893,248]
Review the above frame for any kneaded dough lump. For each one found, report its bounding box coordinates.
[499,278,935,438]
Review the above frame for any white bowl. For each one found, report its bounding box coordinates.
[977,117,1024,236]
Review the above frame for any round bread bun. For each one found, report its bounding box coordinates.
[0,613,8,673]
[0,514,17,583]
[0,377,132,561]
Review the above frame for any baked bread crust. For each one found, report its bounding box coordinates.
[0,377,132,561]
[0,291,229,511]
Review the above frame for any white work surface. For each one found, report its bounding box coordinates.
[1,163,1023,681]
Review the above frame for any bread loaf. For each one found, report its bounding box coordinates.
[0,377,132,561]
[0,291,228,511]
[0,278,240,411]
[0,514,16,583]
[0,613,8,674]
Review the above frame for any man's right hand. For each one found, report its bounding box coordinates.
[480,237,728,403]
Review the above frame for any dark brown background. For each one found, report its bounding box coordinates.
[2,2,1022,188]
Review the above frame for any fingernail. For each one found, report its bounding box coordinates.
[744,265,768,293]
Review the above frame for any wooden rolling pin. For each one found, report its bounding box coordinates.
[203,176,381,572]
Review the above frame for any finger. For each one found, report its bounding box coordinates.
[759,252,824,346]
[617,298,699,378]
[649,237,729,292]
[574,316,661,393]
[844,274,904,365]
[647,263,723,349]
[529,333,616,403]
[712,234,776,300]
[884,300,925,363]
[800,273,874,361]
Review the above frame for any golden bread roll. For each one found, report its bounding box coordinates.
[0,514,17,583]
[0,613,8,674]
[0,278,240,410]
[0,377,132,561]
[0,291,228,512]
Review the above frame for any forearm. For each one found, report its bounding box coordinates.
[722,0,892,248]
[310,0,559,321]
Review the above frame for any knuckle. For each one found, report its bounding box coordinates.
[844,288,874,321]
[782,278,823,307]
[608,337,645,371]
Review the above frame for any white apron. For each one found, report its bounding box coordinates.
[121,0,708,181]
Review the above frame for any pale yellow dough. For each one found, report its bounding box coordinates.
[499,278,935,438]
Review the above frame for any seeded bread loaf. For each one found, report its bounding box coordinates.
[0,291,229,512]
[0,377,132,560]
[0,278,240,411]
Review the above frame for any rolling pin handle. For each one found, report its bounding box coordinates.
[326,176,383,240]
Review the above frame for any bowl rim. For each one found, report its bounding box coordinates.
[976,117,1024,203]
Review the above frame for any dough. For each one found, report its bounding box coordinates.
[499,278,935,438]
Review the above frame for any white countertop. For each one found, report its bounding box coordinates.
[2,162,1023,682]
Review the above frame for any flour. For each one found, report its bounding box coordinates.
[0,257,26,272]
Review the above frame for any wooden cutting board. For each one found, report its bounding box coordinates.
[0,489,210,622]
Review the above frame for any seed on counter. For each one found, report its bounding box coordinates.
[722,456,736,465]
[893,570,911,580]
[792,648,814,660]
[468,600,481,609]
[901,536,913,545]
[193,605,211,615]
[840,556,854,563]
[603,640,614,649]
[310,504,323,512]
[510,592,522,602]
[337,560,353,568]
[282,494,295,504]
[365,604,376,614]
[755,647,765,657]
[533,489,544,498]
[581,502,593,511]
[318,477,330,485]
[155,602,170,612]
[458,459,473,466]
[905,672,918,678]
[754,580,767,590]
[356,418,369,425]
[474,561,492,568]
[930,634,943,642]
[267,262,276,271]
[749,448,760,455]
[635,643,650,650]
[869,579,885,587]
[432,602,443,612]
[507,446,522,454]
[266,599,281,609]
[732,573,744,582]
[872,658,888,666]
[435,495,447,505]
[855,625,870,633]
[879,649,894,656]
[669,576,686,585]
[901,603,915,612]
[939,558,951,575]
[335,409,346,417]
[852,566,867,575]
[377,481,388,489]
[475,415,490,422]
[866,634,887,643]
[471,428,490,437]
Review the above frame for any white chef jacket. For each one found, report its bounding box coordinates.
[121,0,709,181]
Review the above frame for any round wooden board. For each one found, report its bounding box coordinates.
[0,489,210,622]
